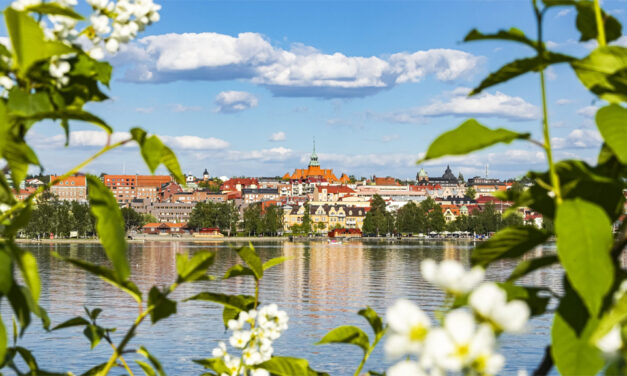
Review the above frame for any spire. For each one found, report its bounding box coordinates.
[309,137,320,167]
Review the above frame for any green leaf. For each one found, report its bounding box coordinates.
[7,88,54,119]
[470,52,574,95]
[419,119,529,162]
[237,244,263,280]
[4,8,74,76]
[136,360,157,376]
[137,346,166,376]
[556,199,613,316]
[575,1,622,43]
[17,248,40,304]
[263,256,292,270]
[83,324,104,349]
[591,293,627,344]
[52,316,90,331]
[22,109,113,134]
[222,307,239,329]
[26,2,84,19]
[0,313,6,364]
[256,356,311,376]
[552,283,604,375]
[193,358,230,374]
[358,307,384,336]
[596,104,627,164]
[71,54,112,85]
[184,292,255,311]
[7,284,31,336]
[176,251,215,283]
[79,363,108,376]
[571,46,627,103]
[223,264,255,280]
[464,27,539,50]
[148,287,177,324]
[507,255,559,282]
[471,226,550,267]
[316,325,370,353]
[87,175,130,281]
[131,128,186,185]
[0,248,13,295]
[59,256,142,303]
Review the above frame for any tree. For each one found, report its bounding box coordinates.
[420,197,445,233]
[395,201,425,234]
[188,201,239,235]
[243,203,263,236]
[121,207,144,231]
[301,203,312,234]
[458,172,465,183]
[143,213,158,224]
[315,221,326,234]
[363,194,394,236]
[465,187,477,199]
[262,205,283,236]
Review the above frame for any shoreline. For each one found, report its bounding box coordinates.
[15,236,483,244]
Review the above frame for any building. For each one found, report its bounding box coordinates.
[137,175,173,202]
[417,165,460,187]
[142,222,189,235]
[131,199,194,223]
[284,204,367,233]
[242,188,280,204]
[328,228,362,238]
[313,185,355,202]
[221,178,259,192]
[49,175,87,202]
[103,175,137,203]
[284,141,341,183]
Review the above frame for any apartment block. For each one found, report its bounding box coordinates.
[50,175,87,202]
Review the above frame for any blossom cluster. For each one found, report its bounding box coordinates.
[212,304,289,376]
[385,259,531,376]
[5,0,160,90]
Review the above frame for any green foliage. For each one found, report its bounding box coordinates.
[188,201,239,235]
[571,46,627,103]
[464,186,476,200]
[471,226,550,267]
[86,175,130,282]
[419,119,529,162]
[121,207,145,231]
[175,251,215,283]
[363,194,395,235]
[316,326,370,353]
[507,254,558,282]
[131,128,186,185]
[556,199,613,316]
[148,287,177,324]
[596,104,627,164]
[574,1,622,43]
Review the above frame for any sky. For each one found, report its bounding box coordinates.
[13,0,627,180]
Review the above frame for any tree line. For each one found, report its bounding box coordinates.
[363,194,524,236]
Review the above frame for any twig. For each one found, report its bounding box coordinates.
[533,346,553,376]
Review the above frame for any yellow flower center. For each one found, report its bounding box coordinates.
[455,344,470,359]
[409,324,428,341]
[473,354,488,371]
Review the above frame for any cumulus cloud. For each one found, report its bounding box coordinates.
[373,88,539,123]
[31,130,228,150]
[225,147,294,162]
[214,91,258,113]
[170,103,202,112]
[553,129,603,149]
[113,32,483,98]
[556,8,572,17]
[135,107,154,113]
[269,131,286,142]
[556,98,574,105]
[576,105,599,118]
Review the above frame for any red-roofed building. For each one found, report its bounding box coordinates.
[221,178,259,192]
[142,222,189,235]
[328,228,362,238]
[50,175,87,202]
[374,177,400,186]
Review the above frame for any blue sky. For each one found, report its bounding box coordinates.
[21,0,627,179]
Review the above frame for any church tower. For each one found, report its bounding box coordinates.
[308,138,320,167]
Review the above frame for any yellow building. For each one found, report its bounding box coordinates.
[284,204,367,233]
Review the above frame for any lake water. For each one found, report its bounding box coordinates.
[3,240,562,375]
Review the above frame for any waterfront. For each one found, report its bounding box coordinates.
[6,240,561,375]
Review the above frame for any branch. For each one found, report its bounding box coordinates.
[533,345,553,376]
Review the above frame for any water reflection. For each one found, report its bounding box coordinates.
[4,240,561,375]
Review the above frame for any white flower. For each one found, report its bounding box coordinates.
[105,38,120,53]
[10,0,41,11]
[596,325,623,353]
[385,299,431,359]
[90,13,111,35]
[250,369,269,376]
[421,259,484,295]
[86,0,108,9]
[49,59,70,78]
[229,330,252,349]
[212,341,227,358]
[387,360,427,376]
[258,304,288,333]
[242,347,263,366]
[0,204,11,213]
[423,309,502,374]
[224,355,241,376]
[88,46,104,60]
[0,76,14,90]
[469,282,530,333]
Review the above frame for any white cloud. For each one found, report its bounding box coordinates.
[546,41,559,49]
[114,32,483,98]
[225,147,295,162]
[613,36,627,48]
[31,130,228,150]
[576,105,599,118]
[160,135,229,150]
[214,91,258,113]
[552,129,603,149]
[269,131,286,142]
[375,88,540,123]
[556,98,574,105]
[170,104,202,112]
[135,107,154,113]
[381,134,400,143]
[556,8,572,17]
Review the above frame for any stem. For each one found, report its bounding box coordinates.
[106,340,135,376]
[0,138,132,225]
[539,71,562,205]
[354,328,387,376]
[593,0,606,47]
[254,279,260,309]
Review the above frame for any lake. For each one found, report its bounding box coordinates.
[3,240,561,375]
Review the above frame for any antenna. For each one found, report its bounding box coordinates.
[485,164,489,178]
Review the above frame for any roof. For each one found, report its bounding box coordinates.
[317,186,355,194]
[50,175,86,186]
